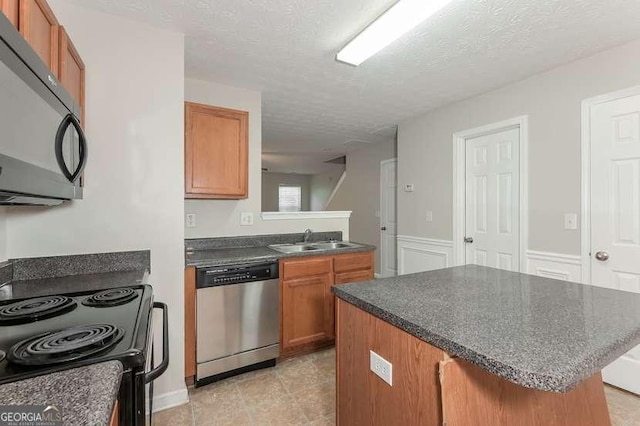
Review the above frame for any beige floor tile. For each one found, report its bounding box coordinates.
[247,393,309,425]
[197,408,252,426]
[236,371,289,408]
[625,409,640,426]
[190,381,245,423]
[312,355,336,378]
[277,359,327,393]
[308,414,336,426]
[292,380,335,422]
[606,385,640,426]
[153,402,193,426]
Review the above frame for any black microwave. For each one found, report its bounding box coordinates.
[0,13,87,206]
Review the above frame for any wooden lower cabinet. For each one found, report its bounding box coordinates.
[280,251,374,357]
[336,299,612,426]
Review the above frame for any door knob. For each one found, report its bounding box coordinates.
[464,237,474,243]
[594,251,609,261]
[381,226,387,231]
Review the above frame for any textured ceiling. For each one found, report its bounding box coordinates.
[262,152,346,175]
[66,0,640,156]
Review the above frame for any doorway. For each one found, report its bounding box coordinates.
[453,116,528,271]
[380,158,397,277]
[582,86,640,394]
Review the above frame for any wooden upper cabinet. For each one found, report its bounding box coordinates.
[19,0,59,76]
[58,26,85,123]
[185,102,249,199]
[0,0,19,28]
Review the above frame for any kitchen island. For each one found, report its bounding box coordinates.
[332,265,640,425]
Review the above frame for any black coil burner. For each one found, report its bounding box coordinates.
[0,296,77,325]
[82,288,138,307]
[7,324,124,366]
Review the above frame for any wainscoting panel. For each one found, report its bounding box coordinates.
[397,236,454,275]
[525,250,582,283]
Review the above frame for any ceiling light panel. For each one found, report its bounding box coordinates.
[336,0,454,66]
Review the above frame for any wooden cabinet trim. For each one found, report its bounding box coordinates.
[0,0,19,27]
[184,102,249,199]
[58,26,85,123]
[334,269,374,285]
[184,266,196,380]
[19,0,59,77]
[109,400,119,426]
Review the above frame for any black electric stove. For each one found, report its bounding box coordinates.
[0,285,168,426]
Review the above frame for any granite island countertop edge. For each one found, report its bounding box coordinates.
[332,268,640,393]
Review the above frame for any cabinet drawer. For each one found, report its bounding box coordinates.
[282,257,332,280]
[335,269,373,285]
[334,252,373,273]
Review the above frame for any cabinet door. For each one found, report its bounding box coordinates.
[58,26,84,123]
[0,0,19,27]
[185,102,248,199]
[335,269,374,285]
[282,275,332,350]
[19,0,59,76]
[334,252,374,273]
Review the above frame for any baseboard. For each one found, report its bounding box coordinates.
[153,388,189,413]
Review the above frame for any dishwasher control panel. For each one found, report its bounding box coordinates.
[196,262,279,288]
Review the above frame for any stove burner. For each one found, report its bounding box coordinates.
[0,296,77,325]
[83,288,137,307]
[7,324,124,366]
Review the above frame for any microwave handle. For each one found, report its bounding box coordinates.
[55,114,88,183]
[145,302,170,384]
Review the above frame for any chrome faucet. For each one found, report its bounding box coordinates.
[303,228,313,243]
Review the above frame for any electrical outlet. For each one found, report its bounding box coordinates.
[185,214,196,228]
[404,184,414,192]
[370,350,392,386]
[426,210,433,222]
[564,213,578,230]
[240,212,254,226]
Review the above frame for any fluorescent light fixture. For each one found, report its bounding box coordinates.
[336,0,454,66]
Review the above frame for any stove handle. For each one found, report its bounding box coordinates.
[145,302,169,384]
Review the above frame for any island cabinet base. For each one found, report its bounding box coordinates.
[335,299,612,426]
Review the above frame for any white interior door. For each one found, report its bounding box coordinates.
[465,128,520,270]
[590,93,640,394]
[380,159,397,277]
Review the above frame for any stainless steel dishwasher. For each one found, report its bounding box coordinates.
[195,261,280,386]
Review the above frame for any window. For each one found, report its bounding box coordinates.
[279,185,302,212]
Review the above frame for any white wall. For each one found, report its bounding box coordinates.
[399,38,640,256]
[328,141,396,274]
[5,1,186,407]
[184,79,349,239]
[310,169,344,211]
[262,172,311,212]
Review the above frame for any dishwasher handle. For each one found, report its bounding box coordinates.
[145,302,169,384]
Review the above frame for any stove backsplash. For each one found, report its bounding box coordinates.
[9,250,150,281]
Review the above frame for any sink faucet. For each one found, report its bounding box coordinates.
[303,228,313,243]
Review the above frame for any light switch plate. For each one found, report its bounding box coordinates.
[564,213,578,230]
[404,184,414,192]
[240,212,254,226]
[370,350,392,386]
[185,214,196,228]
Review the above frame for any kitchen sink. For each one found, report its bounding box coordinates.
[269,244,319,254]
[269,241,361,254]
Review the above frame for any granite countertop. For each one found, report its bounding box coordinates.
[0,269,149,301]
[332,265,640,393]
[0,361,122,426]
[185,242,376,267]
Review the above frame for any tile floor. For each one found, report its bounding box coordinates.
[154,347,640,426]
